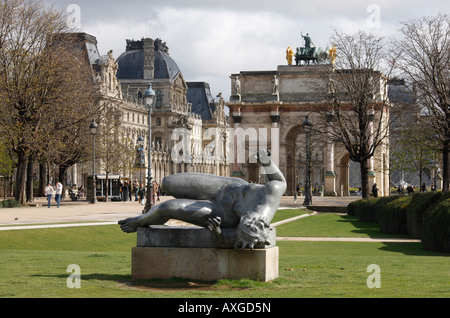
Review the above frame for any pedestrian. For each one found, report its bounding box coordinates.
[122,182,129,202]
[421,183,427,192]
[397,185,404,195]
[134,181,139,201]
[139,183,145,206]
[55,182,63,208]
[45,183,55,208]
[407,185,414,195]
[156,182,160,201]
[372,183,378,198]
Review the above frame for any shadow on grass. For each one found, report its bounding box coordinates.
[336,215,409,239]
[378,243,450,257]
[31,273,216,291]
[336,215,449,256]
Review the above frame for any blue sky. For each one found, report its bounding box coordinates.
[49,0,449,100]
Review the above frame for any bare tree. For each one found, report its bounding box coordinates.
[0,0,98,203]
[318,30,393,198]
[394,14,450,192]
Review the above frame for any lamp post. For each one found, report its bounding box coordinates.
[143,84,156,214]
[89,119,98,204]
[137,134,144,185]
[303,116,313,206]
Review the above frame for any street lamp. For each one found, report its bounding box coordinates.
[302,116,313,206]
[143,84,156,214]
[89,119,98,204]
[137,134,144,185]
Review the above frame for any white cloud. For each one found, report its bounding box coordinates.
[50,0,450,101]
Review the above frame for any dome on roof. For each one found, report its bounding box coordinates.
[116,39,181,81]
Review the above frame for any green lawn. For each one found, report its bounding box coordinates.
[0,212,448,298]
[275,212,411,238]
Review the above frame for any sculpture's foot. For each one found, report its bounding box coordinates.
[118,216,143,233]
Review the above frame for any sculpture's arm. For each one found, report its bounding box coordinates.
[207,217,236,248]
[257,149,286,184]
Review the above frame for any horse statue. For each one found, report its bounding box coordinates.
[294,32,330,66]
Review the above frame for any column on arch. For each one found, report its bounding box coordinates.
[325,113,337,196]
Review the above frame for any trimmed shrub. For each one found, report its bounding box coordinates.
[422,191,450,253]
[372,195,403,224]
[346,200,358,216]
[1,199,21,208]
[378,195,414,235]
[407,192,444,239]
[352,197,379,222]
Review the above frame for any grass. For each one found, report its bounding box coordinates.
[276,213,411,238]
[0,212,448,298]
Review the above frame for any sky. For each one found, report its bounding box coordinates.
[48,0,449,101]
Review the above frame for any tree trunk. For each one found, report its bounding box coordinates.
[14,151,28,204]
[443,140,449,193]
[38,162,47,197]
[58,165,68,200]
[26,158,34,203]
[105,173,109,202]
[360,159,370,199]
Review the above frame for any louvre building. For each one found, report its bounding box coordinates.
[66,33,230,193]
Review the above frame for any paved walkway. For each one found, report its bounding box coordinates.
[0,195,356,228]
[0,195,419,242]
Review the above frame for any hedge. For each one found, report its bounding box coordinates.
[1,199,21,208]
[407,192,444,239]
[349,195,401,224]
[421,191,450,253]
[347,192,450,253]
[377,195,414,235]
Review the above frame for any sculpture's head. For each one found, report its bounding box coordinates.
[235,216,271,250]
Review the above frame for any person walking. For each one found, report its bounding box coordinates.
[372,183,378,198]
[55,182,63,208]
[139,183,145,206]
[133,181,139,201]
[44,183,55,208]
[156,182,160,202]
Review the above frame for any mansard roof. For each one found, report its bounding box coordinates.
[187,82,216,121]
[116,39,181,81]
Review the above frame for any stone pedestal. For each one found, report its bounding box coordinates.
[325,172,337,196]
[131,226,279,282]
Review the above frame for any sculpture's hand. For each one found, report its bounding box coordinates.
[207,217,222,237]
[256,148,271,166]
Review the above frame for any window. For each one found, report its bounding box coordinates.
[156,117,161,126]
[155,90,163,108]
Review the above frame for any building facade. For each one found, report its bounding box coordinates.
[66,34,229,191]
[226,65,391,197]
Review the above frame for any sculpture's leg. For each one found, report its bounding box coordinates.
[161,173,247,200]
[119,199,216,233]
